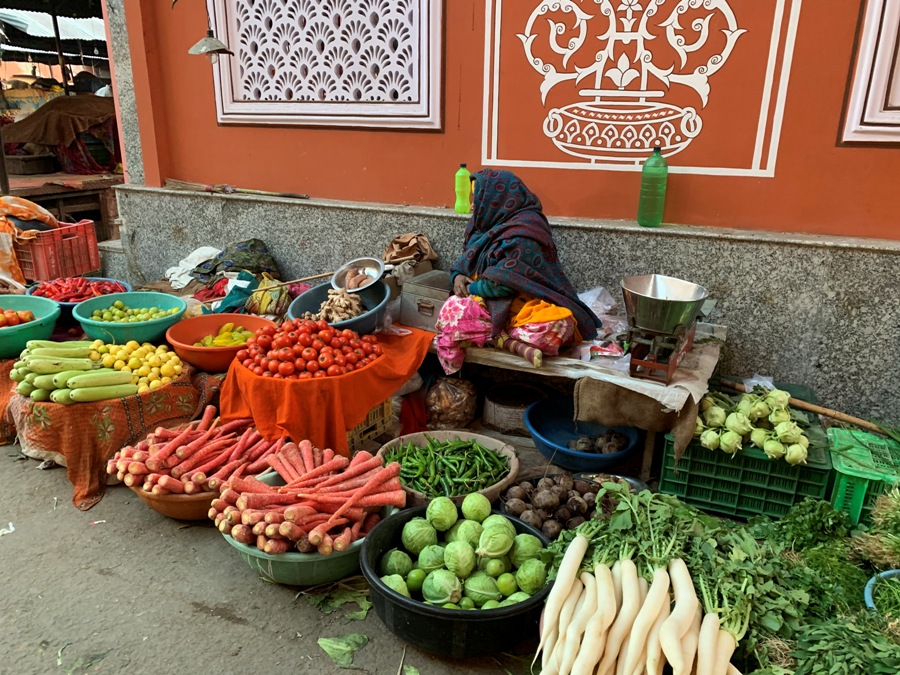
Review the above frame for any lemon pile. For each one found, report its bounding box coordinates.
[90,340,183,394]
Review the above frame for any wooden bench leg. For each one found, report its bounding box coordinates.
[640,430,657,483]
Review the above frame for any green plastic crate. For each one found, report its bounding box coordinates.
[828,428,900,525]
[659,415,833,519]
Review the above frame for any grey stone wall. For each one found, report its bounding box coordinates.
[114,185,900,425]
[104,0,144,184]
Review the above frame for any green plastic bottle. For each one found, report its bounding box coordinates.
[636,146,668,228]
[454,163,472,214]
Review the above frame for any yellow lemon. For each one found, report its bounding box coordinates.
[127,357,142,370]
[101,354,116,368]
[126,340,140,351]
[173,364,183,375]
[157,345,169,353]
[89,350,101,361]
[97,345,109,354]
[147,372,160,382]
[114,350,128,362]
[113,359,126,370]
[147,355,162,368]
[137,365,151,377]
[120,366,132,374]
[142,342,154,349]
[160,364,175,378]
[148,379,162,390]
[137,385,150,394]
[160,376,172,385]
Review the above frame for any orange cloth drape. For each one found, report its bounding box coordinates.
[219,328,434,455]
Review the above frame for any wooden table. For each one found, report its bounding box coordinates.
[10,172,123,241]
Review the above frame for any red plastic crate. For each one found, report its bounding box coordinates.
[14,220,100,281]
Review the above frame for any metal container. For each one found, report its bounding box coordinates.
[331,257,385,293]
[620,274,708,334]
[400,270,451,332]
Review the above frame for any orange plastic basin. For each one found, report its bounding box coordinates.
[165,313,277,373]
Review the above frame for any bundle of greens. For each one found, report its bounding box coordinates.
[853,487,900,569]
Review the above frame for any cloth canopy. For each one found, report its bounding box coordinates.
[220,329,434,455]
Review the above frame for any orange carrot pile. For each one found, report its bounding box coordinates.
[106,405,281,495]
[209,440,405,556]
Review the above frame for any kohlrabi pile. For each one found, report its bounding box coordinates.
[694,387,811,465]
[378,493,546,610]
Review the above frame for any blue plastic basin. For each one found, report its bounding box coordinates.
[524,398,641,472]
[286,280,390,335]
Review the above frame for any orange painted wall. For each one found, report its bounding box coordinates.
[130,0,900,240]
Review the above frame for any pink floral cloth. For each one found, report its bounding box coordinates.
[435,296,492,374]
[508,317,576,356]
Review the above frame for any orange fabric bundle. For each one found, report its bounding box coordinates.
[219,329,434,455]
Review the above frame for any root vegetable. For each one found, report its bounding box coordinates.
[566,516,586,530]
[679,606,702,675]
[231,524,255,545]
[537,477,555,491]
[505,485,527,501]
[595,558,640,675]
[505,498,528,516]
[571,563,617,675]
[695,613,721,675]
[621,568,670,675]
[520,510,543,529]
[559,572,598,675]
[573,479,593,494]
[542,519,563,540]
[533,490,560,511]
[712,629,738,675]
[660,558,700,673]
[645,591,671,675]
[549,577,583,669]
[534,533,589,667]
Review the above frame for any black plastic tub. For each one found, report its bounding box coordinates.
[360,507,553,659]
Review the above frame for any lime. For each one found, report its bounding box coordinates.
[497,573,518,597]
[485,558,506,578]
[406,568,426,593]
[458,596,475,610]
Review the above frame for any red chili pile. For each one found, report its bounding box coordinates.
[31,277,128,302]
[237,318,384,380]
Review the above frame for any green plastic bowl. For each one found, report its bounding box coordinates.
[221,472,389,586]
[72,291,187,344]
[0,295,61,359]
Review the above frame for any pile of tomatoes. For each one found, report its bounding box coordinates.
[0,307,36,328]
[236,318,384,380]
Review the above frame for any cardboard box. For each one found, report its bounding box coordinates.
[400,270,451,332]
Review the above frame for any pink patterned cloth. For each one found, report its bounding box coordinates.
[508,317,576,356]
[435,296,493,374]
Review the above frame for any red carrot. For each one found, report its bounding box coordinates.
[220,488,241,505]
[123,473,143,488]
[333,525,354,552]
[264,539,292,555]
[308,517,351,546]
[348,450,373,468]
[235,492,298,511]
[175,418,222,459]
[299,440,316,476]
[196,405,217,431]
[227,428,255,463]
[282,456,349,488]
[216,418,254,435]
[296,536,315,554]
[207,459,251,490]
[283,443,307,476]
[241,510,267,526]
[245,447,278,475]
[266,454,300,483]
[227,476,276,494]
[230,524,255,545]
[106,459,118,475]
[119,446,137,459]
[264,511,286,525]
[211,498,229,511]
[312,446,323,468]
[318,534,334,555]
[264,523,284,539]
[132,451,149,463]
[322,448,335,466]
[154,427,181,441]
[252,523,268,537]
[316,455,383,489]
[158,475,186,493]
[183,481,202,495]
[208,507,219,520]
[284,505,317,522]
[256,534,269,550]
[186,449,232,483]
[146,425,200,471]
[135,440,150,453]
[173,437,236,477]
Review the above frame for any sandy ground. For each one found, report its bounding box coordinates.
[0,445,541,675]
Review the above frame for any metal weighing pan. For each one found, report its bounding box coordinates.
[620,274,709,334]
[331,257,385,293]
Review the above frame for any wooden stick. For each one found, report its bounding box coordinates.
[165,178,309,199]
[201,272,334,305]
[719,380,886,435]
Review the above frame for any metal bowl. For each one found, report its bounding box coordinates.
[331,257,385,293]
[620,274,708,334]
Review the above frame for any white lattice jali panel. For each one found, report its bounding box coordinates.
[208,0,442,128]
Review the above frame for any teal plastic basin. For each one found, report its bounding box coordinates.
[72,291,187,344]
[0,294,61,359]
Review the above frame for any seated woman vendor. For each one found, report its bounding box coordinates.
[436,169,600,373]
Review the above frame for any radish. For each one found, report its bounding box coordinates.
[611,559,623,608]
[678,606,703,675]
[712,629,738,675]
[727,664,743,675]
[621,567,670,675]
[534,534,589,667]
[595,558,640,675]
[644,590,671,675]
[660,558,700,673]
[571,563,617,675]
[695,613,720,675]
[548,577,583,671]
[558,572,598,675]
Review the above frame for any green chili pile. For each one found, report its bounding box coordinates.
[383,436,509,497]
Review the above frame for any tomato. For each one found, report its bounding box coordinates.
[334,354,346,367]
[301,347,317,362]
[361,342,374,355]
[330,337,343,350]
[291,343,305,357]
[293,358,307,372]
[353,348,366,359]
[319,328,335,343]
[341,329,356,340]
[313,370,327,378]
[278,361,295,376]
[272,336,290,349]
[0,314,8,328]
[349,338,361,349]
[253,366,264,376]
[362,335,378,344]
[241,357,253,367]
[268,359,280,374]
[236,349,249,361]
[16,310,34,322]
[372,344,384,355]
[345,352,359,365]
[256,335,273,350]
[262,370,274,377]
[272,372,283,379]
[249,344,263,356]
[298,371,312,380]
[341,345,352,355]
[315,319,329,331]
[296,323,313,335]
[297,333,313,347]
[345,363,355,372]
[311,339,325,351]
[318,352,334,368]
[287,374,298,381]
[306,360,319,373]
[279,347,294,362]
[4,314,20,326]
[319,345,333,355]
[326,364,341,377]
[260,325,276,337]
[246,336,257,346]
[287,331,298,341]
